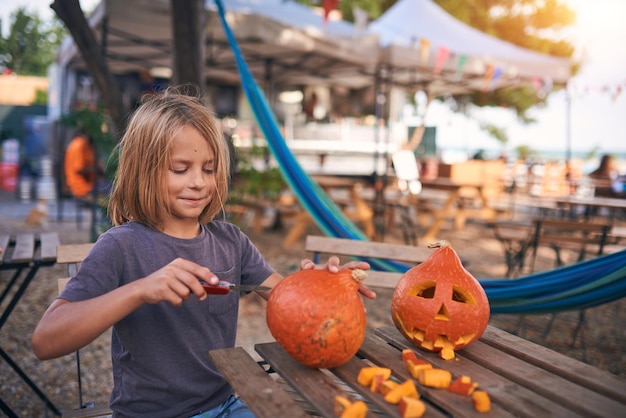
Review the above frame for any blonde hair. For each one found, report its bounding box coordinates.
[108,86,230,228]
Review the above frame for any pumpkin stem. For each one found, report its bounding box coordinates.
[351,269,368,283]
[427,240,451,249]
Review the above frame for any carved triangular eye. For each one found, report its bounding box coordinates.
[410,281,436,298]
[435,303,450,321]
[452,285,476,305]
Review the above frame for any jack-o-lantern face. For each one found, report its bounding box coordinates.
[392,241,490,352]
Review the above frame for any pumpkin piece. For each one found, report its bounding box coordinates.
[472,390,491,413]
[398,396,426,418]
[340,400,368,418]
[447,376,478,396]
[370,373,388,393]
[357,366,392,387]
[405,359,432,380]
[401,348,419,363]
[380,380,400,396]
[439,347,456,360]
[391,241,490,353]
[267,269,367,368]
[384,379,419,404]
[418,368,452,389]
[334,395,353,416]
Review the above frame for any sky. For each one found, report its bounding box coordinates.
[2,0,625,159]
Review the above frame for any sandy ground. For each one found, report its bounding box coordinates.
[1,195,625,416]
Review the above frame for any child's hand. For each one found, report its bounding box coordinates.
[139,258,218,306]
[299,256,376,300]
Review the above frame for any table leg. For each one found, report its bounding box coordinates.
[0,263,62,416]
[422,191,460,242]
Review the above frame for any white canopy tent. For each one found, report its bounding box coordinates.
[368,0,572,96]
[55,0,378,86]
[51,0,379,119]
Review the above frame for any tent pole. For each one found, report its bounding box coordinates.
[565,83,572,164]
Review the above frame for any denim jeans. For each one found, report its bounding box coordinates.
[189,395,255,418]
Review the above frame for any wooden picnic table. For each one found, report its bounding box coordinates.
[0,232,62,417]
[417,179,507,242]
[281,175,375,248]
[209,325,625,418]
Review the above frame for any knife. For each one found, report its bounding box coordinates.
[201,280,271,295]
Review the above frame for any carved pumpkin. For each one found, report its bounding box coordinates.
[391,240,489,352]
[267,268,367,368]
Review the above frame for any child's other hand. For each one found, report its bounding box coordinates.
[139,258,218,306]
[299,256,376,300]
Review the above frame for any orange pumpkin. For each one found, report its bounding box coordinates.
[391,240,489,352]
[266,268,367,368]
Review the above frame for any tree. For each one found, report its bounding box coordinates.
[51,0,205,140]
[51,0,126,136]
[0,7,65,76]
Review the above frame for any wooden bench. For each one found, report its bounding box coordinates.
[56,243,112,418]
[304,235,435,289]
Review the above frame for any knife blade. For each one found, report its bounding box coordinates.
[201,280,271,295]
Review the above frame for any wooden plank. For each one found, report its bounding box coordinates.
[460,335,625,417]
[361,330,517,418]
[305,235,432,264]
[0,233,10,264]
[373,327,582,418]
[255,342,377,418]
[39,232,60,262]
[329,356,447,418]
[11,233,35,263]
[209,347,308,418]
[62,404,112,418]
[480,326,626,404]
[57,243,94,264]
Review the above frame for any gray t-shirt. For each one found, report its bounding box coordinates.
[59,221,275,418]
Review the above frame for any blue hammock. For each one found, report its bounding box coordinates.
[214,0,626,315]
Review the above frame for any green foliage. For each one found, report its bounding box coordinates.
[229,143,286,203]
[479,122,508,145]
[33,88,48,105]
[0,7,66,76]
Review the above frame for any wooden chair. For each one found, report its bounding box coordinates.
[56,243,112,418]
[519,218,613,348]
[304,235,434,289]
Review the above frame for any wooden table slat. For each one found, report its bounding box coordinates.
[0,234,10,264]
[255,342,378,418]
[329,357,421,418]
[480,326,626,404]
[461,341,624,418]
[56,243,94,264]
[377,325,626,417]
[12,233,35,263]
[209,347,309,418]
[40,232,60,261]
[362,330,517,418]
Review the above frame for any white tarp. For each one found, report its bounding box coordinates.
[368,0,572,95]
[57,0,379,89]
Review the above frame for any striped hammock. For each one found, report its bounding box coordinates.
[214,0,626,314]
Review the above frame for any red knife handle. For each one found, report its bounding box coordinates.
[201,282,230,295]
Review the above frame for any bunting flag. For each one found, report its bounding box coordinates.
[487,66,503,92]
[322,0,339,22]
[455,54,467,80]
[419,38,431,65]
[433,46,450,75]
[482,63,495,92]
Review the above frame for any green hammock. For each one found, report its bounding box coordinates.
[214,0,626,315]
